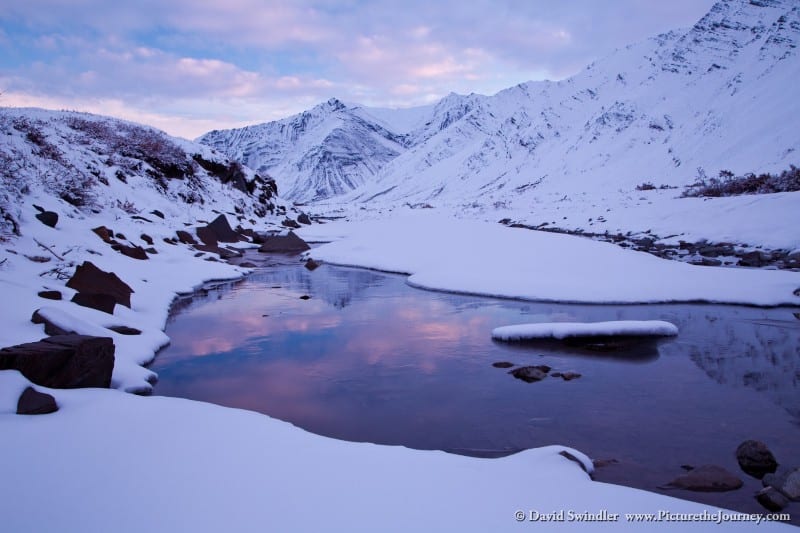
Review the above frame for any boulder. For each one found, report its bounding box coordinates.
[16,386,58,415]
[92,226,113,242]
[35,211,58,228]
[282,218,301,229]
[662,465,743,492]
[0,335,115,389]
[66,261,134,308]
[756,487,788,512]
[736,440,778,479]
[763,466,800,501]
[738,251,767,267]
[140,234,153,245]
[297,213,311,225]
[70,293,117,314]
[304,258,321,271]
[198,214,245,244]
[258,231,311,253]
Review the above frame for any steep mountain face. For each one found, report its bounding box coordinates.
[199,0,799,211]
[0,108,294,238]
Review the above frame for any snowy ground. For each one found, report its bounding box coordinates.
[2,204,798,531]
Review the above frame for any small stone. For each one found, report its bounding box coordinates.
[756,487,788,512]
[16,387,58,415]
[662,465,743,492]
[140,234,154,245]
[176,230,197,245]
[150,209,165,219]
[37,290,62,301]
[305,258,321,271]
[736,440,778,479]
[35,211,58,228]
[492,361,514,368]
[107,325,142,335]
[560,372,582,381]
[299,295,311,300]
[509,366,548,383]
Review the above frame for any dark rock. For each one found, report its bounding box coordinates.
[0,334,115,388]
[144,247,157,254]
[299,295,311,300]
[689,258,722,267]
[35,211,58,228]
[236,226,256,239]
[107,325,141,335]
[37,290,62,301]
[92,226,113,242]
[509,366,548,383]
[70,293,117,314]
[305,258,321,271]
[195,244,242,260]
[176,230,197,245]
[756,487,788,512]
[115,232,126,240]
[66,261,134,308]
[282,218,301,229]
[150,209,165,219]
[250,232,266,245]
[738,251,767,267]
[763,466,800,501]
[492,361,514,368]
[297,213,311,225]
[736,440,778,479]
[16,387,58,415]
[239,262,257,268]
[559,450,590,474]
[258,231,311,253]
[31,310,73,335]
[662,465,743,492]
[198,214,245,244]
[163,237,177,245]
[32,204,45,213]
[559,372,582,381]
[130,215,152,223]
[140,234,153,245]
[111,243,148,260]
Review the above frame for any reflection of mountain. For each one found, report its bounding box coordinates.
[667,311,800,420]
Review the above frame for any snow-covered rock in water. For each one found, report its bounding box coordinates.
[492,320,679,341]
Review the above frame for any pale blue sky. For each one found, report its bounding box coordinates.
[0,0,716,138]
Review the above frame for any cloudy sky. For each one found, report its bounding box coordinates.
[1,0,716,139]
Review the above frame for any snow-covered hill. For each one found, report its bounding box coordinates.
[199,0,800,250]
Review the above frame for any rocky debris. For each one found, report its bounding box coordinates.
[756,487,789,512]
[140,234,153,245]
[107,325,141,335]
[509,365,551,383]
[35,210,58,228]
[66,261,134,309]
[763,466,800,501]
[552,371,582,381]
[492,361,514,368]
[736,440,778,479]
[16,386,58,415]
[661,465,743,492]
[37,290,62,301]
[297,213,311,225]
[258,231,311,253]
[176,230,197,245]
[304,258,321,271]
[0,334,115,389]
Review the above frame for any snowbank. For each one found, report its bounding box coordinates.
[300,211,800,307]
[492,320,679,341]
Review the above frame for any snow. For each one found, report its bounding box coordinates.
[300,211,800,307]
[492,320,679,341]
[1,373,793,532]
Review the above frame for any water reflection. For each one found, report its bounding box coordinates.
[151,252,800,520]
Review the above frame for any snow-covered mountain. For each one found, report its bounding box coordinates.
[199,0,800,212]
[0,107,298,238]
